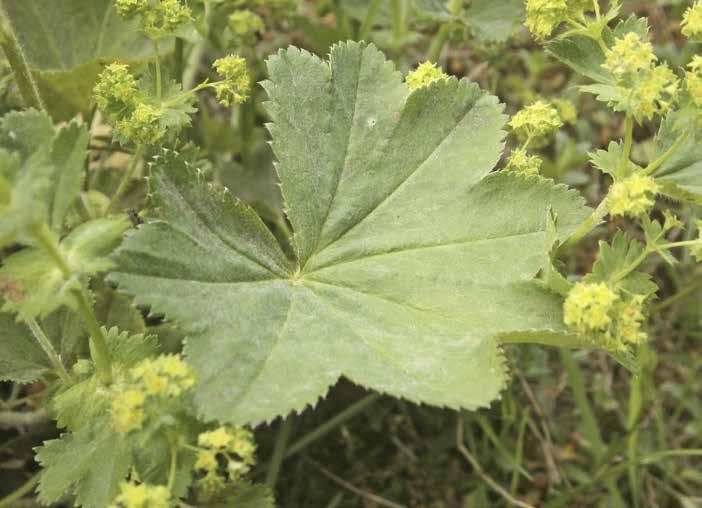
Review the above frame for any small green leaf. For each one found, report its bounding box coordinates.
[585,231,658,297]
[111,43,592,424]
[0,311,50,382]
[0,110,89,245]
[548,36,610,83]
[0,217,130,318]
[589,141,641,179]
[36,421,132,508]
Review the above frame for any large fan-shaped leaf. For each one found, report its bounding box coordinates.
[111,42,591,424]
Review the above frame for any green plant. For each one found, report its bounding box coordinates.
[0,0,700,506]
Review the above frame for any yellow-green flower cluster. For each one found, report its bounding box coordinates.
[564,282,648,352]
[115,0,192,39]
[228,10,265,43]
[111,354,196,433]
[94,65,164,145]
[406,62,448,91]
[212,55,251,107]
[117,103,165,146]
[608,174,660,218]
[524,0,567,40]
[509,100,563,145]
[602,33,657,80]
[505,148,542,176]
[94,64,139,118]
[602,33,679,121]
[194,426,256,499]
[109,481,171,508]
[682,1,702,41]
[685,55,702,107]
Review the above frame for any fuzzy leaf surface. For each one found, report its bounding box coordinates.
[36,421,131,508]
[0,312,50,382]
[111,42,591,424]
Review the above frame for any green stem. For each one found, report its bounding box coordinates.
[24,316,72,385]
[174,37,184,83]
[391,0,406,53]
[266,416,294,487]
[167,439,179,491]
[619,114,634,176]
[0,472,41,508]
[627,366,644,508]
[153,39,162,103]
[611,248,649,283]
[283,393,379,460]
[0,9,44,111]
[560,197,610,250]
[657,239,702,250]
[75,289,112,385]
[359,0,382,40]
[642,129,689,176]
[106,144,144,215]
[426,23,452,63]
[592,0,601,19]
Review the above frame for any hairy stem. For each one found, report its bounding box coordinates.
[619,114,634,175]
[0,9,44,111]
[106,144,144,215]
[560,197,610,250]
[74,289,112,385]
[24,316,72,385]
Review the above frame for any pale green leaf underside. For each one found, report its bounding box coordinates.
[111,42,590,424]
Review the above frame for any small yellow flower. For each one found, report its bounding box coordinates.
[115,0,147,18]
[686,55,702,107]
[110,481,171,508]
[564,282,619,333]
[195,450,219,473]
[509,100,563,144]
[682,1,702,40]
[524,0,568,40]
[116,103,164,146]
[198,427,233,450]
[111,389,146,433]
[608,174,660,218]
[94,64,139,116]
[406,62,448,91]
[617,296,647,346]
[213,55,251,106]
[505,148,542,176]
[196,472,226,499]
[603,33,657,81]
